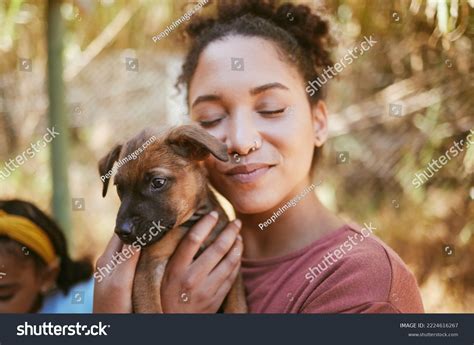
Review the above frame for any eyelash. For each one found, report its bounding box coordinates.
[259,108,286,116]
[199,118,222,128]
[198,108,287,128]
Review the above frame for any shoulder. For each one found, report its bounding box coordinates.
[40,278,94,313]
[301,223,423,313]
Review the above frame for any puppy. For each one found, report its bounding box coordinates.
[98,125,247,313]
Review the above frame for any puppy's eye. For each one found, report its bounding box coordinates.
[151,177,167,190]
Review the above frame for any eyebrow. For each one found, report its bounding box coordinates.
[191,94,221,109]
[249,82,289,95]
[191,82,289,109]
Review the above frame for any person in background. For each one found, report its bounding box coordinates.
[0,199,93,313]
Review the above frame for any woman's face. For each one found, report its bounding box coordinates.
[189,35,325,214]
[0,241,58,313]
[0,250,43,313]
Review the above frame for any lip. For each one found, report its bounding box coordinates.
[225,163,274,183]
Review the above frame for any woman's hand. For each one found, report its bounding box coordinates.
[93,234,140,313]
[161,211,243,313]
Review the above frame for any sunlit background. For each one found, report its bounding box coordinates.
[0,0,473,312]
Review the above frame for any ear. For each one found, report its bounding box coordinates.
[166,125,229,162]
[312,100,329,147]
[39,259,60,295]
[98,144,122,197]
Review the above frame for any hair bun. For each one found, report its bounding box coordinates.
[185,0,333,70]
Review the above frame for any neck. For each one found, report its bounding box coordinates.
[237,178,344,260]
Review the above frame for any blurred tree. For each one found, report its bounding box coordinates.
[47,0,71,240]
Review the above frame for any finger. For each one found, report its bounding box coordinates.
[95,242,141,283]
[170,211,219,268]
[182,234,241,294]
[96,234,123,268]
[110,244,141,279]
[93,243,139,313]
[206,235,242,289]
[191,219,241,275]
[208,260,241,311]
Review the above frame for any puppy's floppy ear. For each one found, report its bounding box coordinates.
[166,125,229,162]
[98,144,122,197]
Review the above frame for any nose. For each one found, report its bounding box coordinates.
[226,111,261,156]
[115,219,135,238]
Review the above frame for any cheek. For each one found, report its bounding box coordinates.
[0,278,42,313]
[11,285,41,313]
[264,109,315,166]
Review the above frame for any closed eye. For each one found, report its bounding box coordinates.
[258,108,286,116]
[198,107,287,127]
[199,118,223,128]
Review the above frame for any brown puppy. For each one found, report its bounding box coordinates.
[98,125,247,313]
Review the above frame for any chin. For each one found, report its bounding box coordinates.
[209,169,288,214]
[227,190,282,215]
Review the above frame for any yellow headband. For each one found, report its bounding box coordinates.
[0,210,57,264]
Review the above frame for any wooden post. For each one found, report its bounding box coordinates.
[46,0,71,240]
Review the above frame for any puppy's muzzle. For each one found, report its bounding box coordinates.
[115,219,136,243]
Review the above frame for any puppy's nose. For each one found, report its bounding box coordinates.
[115,219,135,238]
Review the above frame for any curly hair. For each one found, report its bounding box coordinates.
[177,0,334,103]
[177,0,334,172]
[0,199,92,295]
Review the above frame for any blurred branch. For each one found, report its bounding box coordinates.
[329,70,473,136]
[64,2,140,81]
[0,88,18,154]
[0,0,22,52]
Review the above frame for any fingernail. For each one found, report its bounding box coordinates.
[209,211,218,219]
[234,219,242,228]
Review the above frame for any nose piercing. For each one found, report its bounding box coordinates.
[231,140,259,163]
[250,140,259,152]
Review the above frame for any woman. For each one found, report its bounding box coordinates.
[0,199,93,313]
[94,0,423,313]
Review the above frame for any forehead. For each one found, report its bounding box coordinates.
[189,35,302,100]
[114,134,188,184]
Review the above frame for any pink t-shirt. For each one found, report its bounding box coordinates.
[241,224,424,313]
